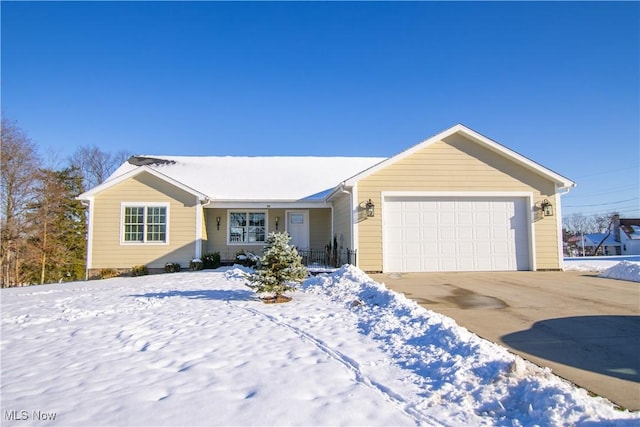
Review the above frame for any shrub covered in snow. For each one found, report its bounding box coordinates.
[189,258,203,270]
[164,262,181,273]
[202,252,221,269]
[235,250,260,268]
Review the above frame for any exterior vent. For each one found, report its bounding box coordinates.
[127,156,176,167]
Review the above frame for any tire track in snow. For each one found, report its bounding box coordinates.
[233,302,443,427]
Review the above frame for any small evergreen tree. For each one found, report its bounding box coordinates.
[247,232,307,301]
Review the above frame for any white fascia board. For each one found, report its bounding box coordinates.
[76,165,210,201]
[344,124,576,189]
[208,200,332,209]
[381,190,535,199]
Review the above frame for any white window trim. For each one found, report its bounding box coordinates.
[120,202,170,245]
[227,210,269,245]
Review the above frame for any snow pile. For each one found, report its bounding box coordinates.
[599,261,640,283]
[1,267,638,426]
[304,265,637,426]
[564,256,640,282]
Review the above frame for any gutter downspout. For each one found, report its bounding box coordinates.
[556,182,576,267]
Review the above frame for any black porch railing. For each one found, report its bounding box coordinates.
[296,248,357,269]
[218,248,356,269]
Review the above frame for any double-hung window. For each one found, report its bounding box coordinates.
[229,211,266,244]
[122,204,168,244]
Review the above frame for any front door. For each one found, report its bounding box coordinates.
[286,211,309,249]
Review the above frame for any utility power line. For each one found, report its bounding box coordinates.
[564,197,639,208]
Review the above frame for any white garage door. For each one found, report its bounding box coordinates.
[384,197,530,272]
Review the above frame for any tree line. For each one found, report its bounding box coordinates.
[1,118,130,287]
[563,212,620,238]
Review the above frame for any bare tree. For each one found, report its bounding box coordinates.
[563,213,598,236]
[1,118,41,287]
[69,145,130,190]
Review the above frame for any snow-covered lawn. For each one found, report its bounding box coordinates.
[2,266,638,426]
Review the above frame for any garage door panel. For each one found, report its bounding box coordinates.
[422,226,439,240]
[421,212,438,223]
[475,227,491,240]
[384,197,530,272]
[475,211,491,224]
[476,257,493,271]
[459,241,474,257]
[458,212,474,225]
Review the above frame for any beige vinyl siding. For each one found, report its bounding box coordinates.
[357,135,561,272]
[205,208,232,259]
[204,208,331,260]
[309,209,331,249]
[332,193,353,250]
[91,173,197,270]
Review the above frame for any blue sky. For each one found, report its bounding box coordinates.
[2,1,638,219]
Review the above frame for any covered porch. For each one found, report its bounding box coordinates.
[202,206,355,268]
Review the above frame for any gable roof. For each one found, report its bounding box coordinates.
[79,155,386,202]
[582,233,620,246]
[77,165,210,201]
[78,124,575,203]
[342,124,576,189]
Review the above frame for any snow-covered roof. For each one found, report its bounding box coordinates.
[581,233,620,247]
[620,219,640,240]
[79,124,575,202]
[97,155,387,201]
[623,225,640,240]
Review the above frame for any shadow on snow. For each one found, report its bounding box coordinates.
[128,288,255,302]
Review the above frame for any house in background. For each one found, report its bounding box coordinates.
[575,234,621,256]
[77,124,576,277]
[617,218,640,255]
[567,218,640,257]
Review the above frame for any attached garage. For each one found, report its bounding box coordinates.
[383,195,531,272]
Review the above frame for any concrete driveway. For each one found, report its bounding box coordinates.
[369,271,640,411]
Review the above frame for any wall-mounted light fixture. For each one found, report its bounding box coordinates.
[216,216,221,230]
[365,199,375,217]
[540,199,554,216]
[275,216,279,230]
